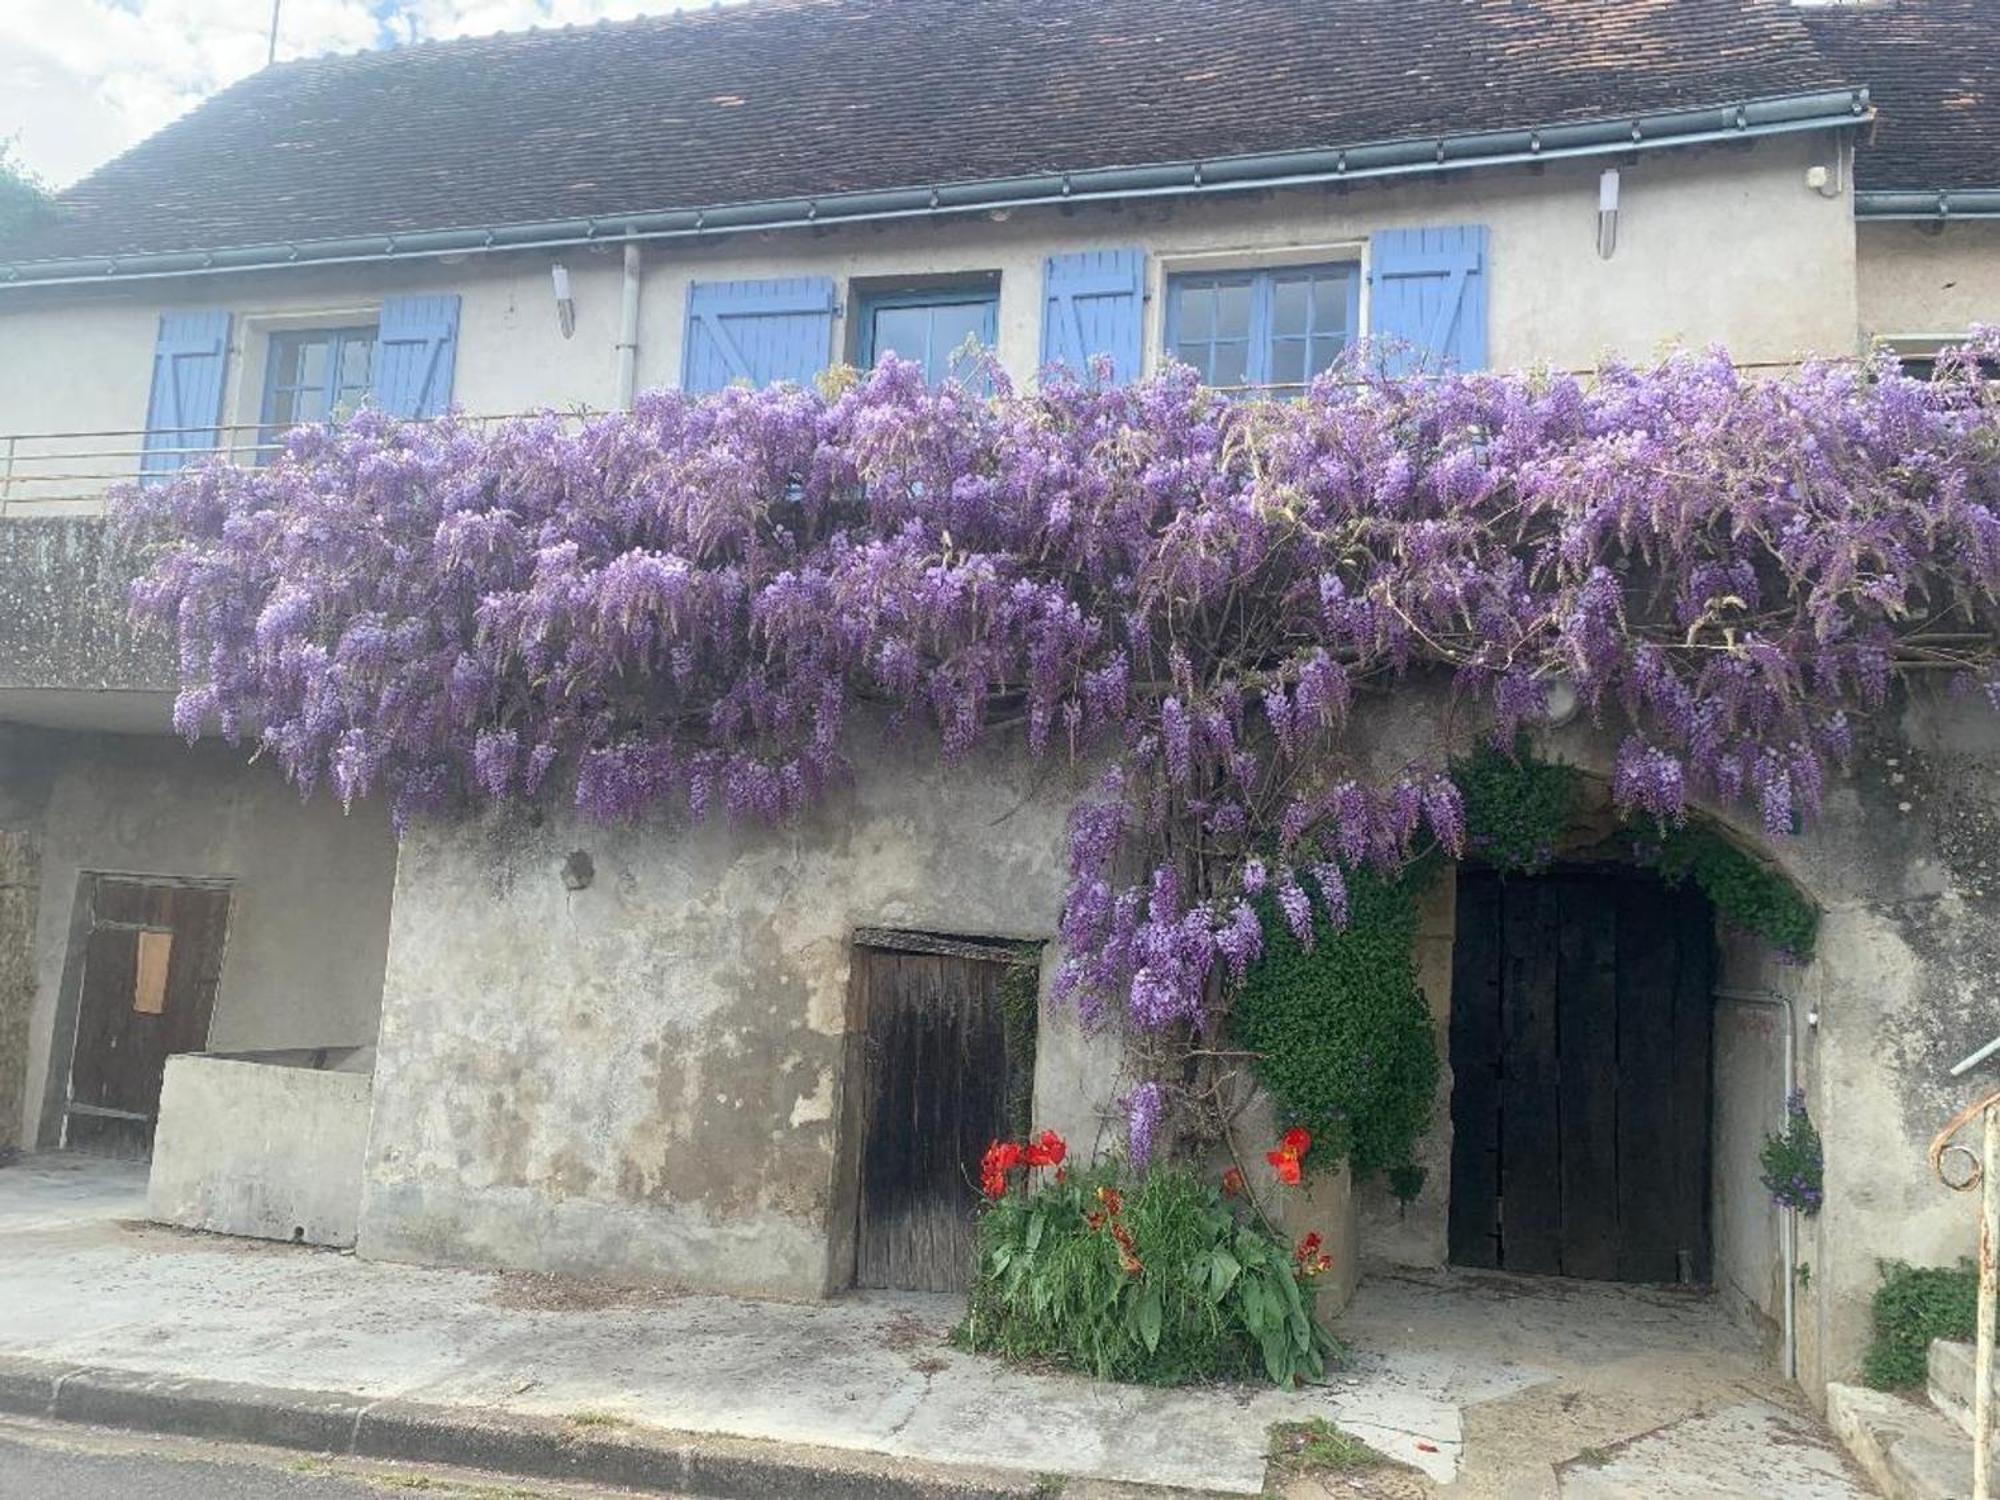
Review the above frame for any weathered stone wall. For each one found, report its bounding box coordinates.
[358,725,1088,1298]
[0,519,173,695]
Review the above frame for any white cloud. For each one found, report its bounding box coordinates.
[0,0,725,188]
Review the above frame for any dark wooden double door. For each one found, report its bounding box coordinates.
[850,937,1030,1293]
[61,876,232,1157]
[1448,867,1715,1284]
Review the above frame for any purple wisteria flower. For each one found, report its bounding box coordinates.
[116,332,2000,1036]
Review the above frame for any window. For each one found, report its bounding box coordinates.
[258,324,378,454]
[856,285,999,386]
[1165,263,1359,392]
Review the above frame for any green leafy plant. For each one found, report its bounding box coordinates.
[1758,1089,1824,1215]
[1863,1260,1977,1389]
[1231,865,1439,1185]
[1643,824,1818,959]
[996,958,1041,1138]
[960,1159,1340,1388]
[1452,737,1581,874]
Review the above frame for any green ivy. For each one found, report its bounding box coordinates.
[1863,1260,1977,1389]
[1231,864,1440,1186]
[1452,737,1581,875]
[998,956,1041,1140]
[1646,824,1819,959]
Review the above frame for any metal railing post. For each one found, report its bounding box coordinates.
[1982,1102,1998,1500]
[1931,1087,2000,1500]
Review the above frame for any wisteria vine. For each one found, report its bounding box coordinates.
[122,339,2000,1150]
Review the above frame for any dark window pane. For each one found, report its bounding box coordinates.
[338,336,376,394]
[1176,285,1213,343]
[869,306,930,367]
[1310,335,1350,377]
[1272,278,1310,339]
[929,301,993,370]
[1214,282,1253,340]
[1208,340,1249,389]
[1268,338,1307,390]
[1311,274,1352,335]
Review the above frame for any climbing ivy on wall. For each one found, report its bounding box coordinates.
[1230,863,1440,1192]
[1642,825,1820,959]
[998,956,1041,1140]
[1452,737,1581,875]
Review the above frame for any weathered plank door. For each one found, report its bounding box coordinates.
[1448,867,1714,1283]
[852,936,1025,1293]
[63,877,231,1157]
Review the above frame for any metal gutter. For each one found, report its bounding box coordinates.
[0,88,1871,291]
[1856,188,2000,221]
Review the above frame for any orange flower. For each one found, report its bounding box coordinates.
[1294,1231,1332,1278]
[1110,1221,1144,1275]
[1266,1126,1311,1186]
[1221,1166,1246,1197]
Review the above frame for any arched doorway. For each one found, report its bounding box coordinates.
[1446,861,1716,1283]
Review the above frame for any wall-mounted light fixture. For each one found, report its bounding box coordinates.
[1596,169,1621,260]
[551,262,577,340]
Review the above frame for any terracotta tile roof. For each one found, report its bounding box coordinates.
[7,0,1852,264]
[1800,0,2000,191]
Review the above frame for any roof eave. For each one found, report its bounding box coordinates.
[1855,188,2000,221]
[0,88,1873,291]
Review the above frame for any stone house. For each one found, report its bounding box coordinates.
[0,0,1994,1407]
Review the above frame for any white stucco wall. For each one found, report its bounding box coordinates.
[0,135,1857,512]
[1856,220,2000,342]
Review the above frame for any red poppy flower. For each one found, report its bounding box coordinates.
[1281,1126,1312,1156]
[980,1140,1025,1198]
[1221,1166,1246,1197]
[1023,1129,1067,1169]
[1295,1232,1323,1263]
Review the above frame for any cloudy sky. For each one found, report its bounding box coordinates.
[0,1,731,189]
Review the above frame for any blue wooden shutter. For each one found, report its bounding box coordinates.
[682,277,837,392]
[1367,226,1489,376]
[1040,248,1146,383]
[139,310,232,480]
[376,294,461,418]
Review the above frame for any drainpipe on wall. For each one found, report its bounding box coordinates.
[616,240,643,409]
[1716,986,1799,1383]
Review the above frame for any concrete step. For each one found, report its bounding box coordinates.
[1929,1339,1989,1441]
[1827,1382,1984,1500]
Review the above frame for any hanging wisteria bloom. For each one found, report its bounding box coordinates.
[120,336,2000,1051]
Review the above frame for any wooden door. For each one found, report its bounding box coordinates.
[1448,867,1714,1283]
[63,877,231,1157]
[852,938,1025,1293]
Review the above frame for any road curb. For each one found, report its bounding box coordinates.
[0,1354,1092,1498]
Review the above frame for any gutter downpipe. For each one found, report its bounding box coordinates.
[616,240,642,409]
[1716,986,1798,1383]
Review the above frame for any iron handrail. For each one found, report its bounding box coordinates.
[1931,1088,2000,1500]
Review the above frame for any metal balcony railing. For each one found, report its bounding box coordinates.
[0,413,579,517]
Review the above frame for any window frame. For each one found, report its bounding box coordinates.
[854,282,1001,386]
[1162,260,1361,394]
[256,322,381,456]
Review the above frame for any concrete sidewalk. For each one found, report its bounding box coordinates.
[0,1155,1876,1498]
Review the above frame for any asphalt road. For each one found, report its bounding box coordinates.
[0,1416,663,1499]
